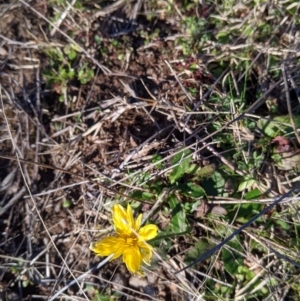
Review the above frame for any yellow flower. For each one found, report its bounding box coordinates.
[90,204,158,274]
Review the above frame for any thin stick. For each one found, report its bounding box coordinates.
[48,255,113,301]
[175,182,300,273]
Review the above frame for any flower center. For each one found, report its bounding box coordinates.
[125,237,137,245]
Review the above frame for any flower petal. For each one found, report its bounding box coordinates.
[134,213,142,232]
[126,204,135,229]
[90,236,126,260]
[138,224,158,241]
[113,204,133,236]
[139,244,153,266]
[122,245,143,274]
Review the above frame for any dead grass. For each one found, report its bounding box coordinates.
[1,0,300,300]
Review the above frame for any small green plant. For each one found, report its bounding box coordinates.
[77,63,94,84]
[43,45,94,97]
[86,285,120,301]
[130,149,217,261]
[62,199,72,208]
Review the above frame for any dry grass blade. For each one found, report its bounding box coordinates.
[281,63,300,144]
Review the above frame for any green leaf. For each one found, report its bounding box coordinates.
[185,163,198,174]
[170,209,188,233]
[22,279,30,288]
[244,188,262,200]
[150,229,191,243]
[78,66,94,84]
[182,199,201,213]
[130,190,156,201]
[64,45,77,60]
[186,164,216,180]
[168,149,192,184]
[202,170,226,196]
[181,182,206,198]
[63,199,72,208]
[222,237,243,275]
[168,193,179,210]
[231,203,263,223]
[237,265,255,281]
[193,164,216,179]
[152,154,163,169]
[257,115,300,138]
[167,194,189,233]
[216,31,230,43]
[275,219,290,231]
[237,178,256,192]
[184,240,213,266]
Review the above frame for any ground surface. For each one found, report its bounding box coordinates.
[1,0,300,300]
